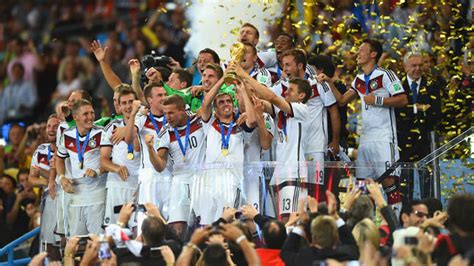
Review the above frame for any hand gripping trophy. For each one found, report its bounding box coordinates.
[224,42,246,83]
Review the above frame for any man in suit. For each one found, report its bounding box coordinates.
[396,52,441,200]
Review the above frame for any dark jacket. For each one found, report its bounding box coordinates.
[395,76,441,161]
[114,239,182,266]
[433,233,474,266]
[280,224,359,265]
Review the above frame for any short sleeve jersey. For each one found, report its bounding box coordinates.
[350,67,404,144]
[157,115,207,169]
[102,119,141,186]
[244,113,274,164]
[55,121,73,183]
[31,143,53,172]
[56,126,106,192]
[202,115,252,164]
[304,78,337,153]
[134,112,172,176]
[273,102,309,164]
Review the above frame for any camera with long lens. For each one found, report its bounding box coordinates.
[141,51,171,83]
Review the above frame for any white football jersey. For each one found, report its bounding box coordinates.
[102,119,140,187]
[202,115,253,186]
[157,115,206,169]
[203,115,253,163]
[57,126,106,193]
[305,79,337,153]
[31,143,54,172]
[55,121,72,184]
[350,67,404,144]
[249,64,272,87]
[134,112,172,176]
[244,113,274,164]
[272,102,309,180]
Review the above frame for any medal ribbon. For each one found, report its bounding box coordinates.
[173,117,191,158]
[363,65,377,95]
[76,129,91,167]
[219,120,235,150]
[148,112,167,135]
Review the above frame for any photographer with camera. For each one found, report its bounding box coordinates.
[109,202,181,265]
[176,223,261,266]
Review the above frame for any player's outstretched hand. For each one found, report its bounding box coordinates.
[128,59,141,75]
[90,40,108,62]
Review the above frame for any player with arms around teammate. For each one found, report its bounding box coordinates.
[233,60,312,222]
[277,49,340,197]
[56,99,107,235]
[326,39,408,210]
[100,87,141,225]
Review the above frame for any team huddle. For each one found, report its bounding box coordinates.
[30,23,408,245]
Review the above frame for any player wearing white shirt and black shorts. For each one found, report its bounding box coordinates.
[100,88,141,225]
[56,100,106,235]
[328,39,408,210]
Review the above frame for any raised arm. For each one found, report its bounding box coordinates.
[252,96,273,150]
[231,62,294,115]
[201,77,225,121]
[238,81,257,128]
[124,100,141,145]
[128,59,146,104]
[90,40,122,90]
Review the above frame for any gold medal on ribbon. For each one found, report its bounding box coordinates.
[79,162,83,169]
[182,156,186,162]
[127,153,134,160]
[221,149,229,156]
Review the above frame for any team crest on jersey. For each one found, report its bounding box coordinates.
[258,75,268,84]
[265,121,271,129]
[88,139,97,148]
[370,80,378,89]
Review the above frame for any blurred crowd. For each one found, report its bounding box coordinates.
[0,0,472,265]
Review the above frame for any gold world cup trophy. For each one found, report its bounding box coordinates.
[224,42,246,83]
